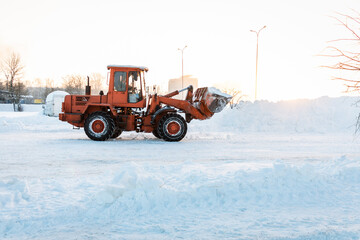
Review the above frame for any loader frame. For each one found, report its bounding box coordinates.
[59,65,215,141]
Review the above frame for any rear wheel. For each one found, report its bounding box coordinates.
[158,113,187,142]
[84,111,115,141]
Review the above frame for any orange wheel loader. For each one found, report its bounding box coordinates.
[59,65,231,141]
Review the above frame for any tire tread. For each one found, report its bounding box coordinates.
[157,113,187,142]
[84,111,115,141]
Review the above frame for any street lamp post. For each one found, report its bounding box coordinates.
[178,45,187,98]
[250,26,266,101]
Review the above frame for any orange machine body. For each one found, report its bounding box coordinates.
[59,65,230,141]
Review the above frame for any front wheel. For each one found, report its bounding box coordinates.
[158,113,187,142]
[84,111,115,141]
[152,129,162,139]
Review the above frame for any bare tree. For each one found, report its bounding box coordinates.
[14,81,28,107]
[0,81,5,90]
[43,78,56,100]
[323,11,360,131]
[1,52,25,111]
[28,78,44,101]
[89,73,105,95]
[62,74,85,95]
[322,11,360,92]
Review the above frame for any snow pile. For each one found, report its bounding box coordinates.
[91,156,360,211]
[208,87,232,98]
[1,157,360,239]
[206,87,232,113]
[190,96,360,133]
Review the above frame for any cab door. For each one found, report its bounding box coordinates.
[110,70,128,106]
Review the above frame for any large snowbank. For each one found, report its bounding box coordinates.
[1,156,360,239]
[190,96,360,133]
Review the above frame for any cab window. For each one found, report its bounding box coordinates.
[128,71,142,103]
[114,71,126,91]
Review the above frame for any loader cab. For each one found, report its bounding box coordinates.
[107,65,148,108]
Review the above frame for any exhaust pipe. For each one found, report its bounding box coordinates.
[85,76,91,95]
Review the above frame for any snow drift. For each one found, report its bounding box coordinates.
[190,96,360,133]
[1,157,360,239]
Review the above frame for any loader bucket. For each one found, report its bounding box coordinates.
[192,87,232,118]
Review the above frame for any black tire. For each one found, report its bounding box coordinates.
[158,113,187,142]
[110,127,122,139]
[84,111,115,141]
[152,128,162,139]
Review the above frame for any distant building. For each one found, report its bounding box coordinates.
[147,84,162,95]
[0,90,11,103]
[0,90,35,104]
[168,75,198,99]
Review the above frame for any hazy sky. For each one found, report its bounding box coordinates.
[1,0,360,101]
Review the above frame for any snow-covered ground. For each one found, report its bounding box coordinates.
[1,97,360,240]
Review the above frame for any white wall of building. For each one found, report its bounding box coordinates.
[44,91,69,117]
[168,75,198,99]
